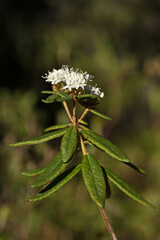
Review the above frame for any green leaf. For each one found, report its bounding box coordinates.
[124,162,147,174]
[81,129,130,162]
[82,154,106,208]
[78,119,88,125]
[56,96,72,102]
[77,94,98,99]
[56,88,72,98]
[61,126,78,162]
[10,128,66,147]
[104,168,155,208]
[45,123,70,132]
[31,152,68,188]
[89,109,112,121]
[41,91,55,94]
[27,164,82,202]
[42,94,59,103]
[21,167,46,177]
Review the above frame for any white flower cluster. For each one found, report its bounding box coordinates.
[43,65,104,98]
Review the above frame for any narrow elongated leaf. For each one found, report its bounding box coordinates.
[21,167,46,177]
[56,96,72,102]
[56,88,72,98]
[78,119,88,125]
[124,162,147,174]
[61,126,78,163]
[41,91,55,94]
[45,123,70,132]
[81,129,130,162]
[77,94,98,99]
[42,94,59,103]
[27,164,81,202]
[32,152,68,188]
[89,109,112,121]
[82,154,106,208]
[104,168,155,208]
[10,128,66,147]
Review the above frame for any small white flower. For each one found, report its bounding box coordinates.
[86,85,104,98]
[43,65,104,98]
[42,68,65,85]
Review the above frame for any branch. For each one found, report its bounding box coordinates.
[100,208,118,240]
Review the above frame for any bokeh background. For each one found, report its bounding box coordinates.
[1,0,160,239]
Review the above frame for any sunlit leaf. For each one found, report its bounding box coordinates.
[104,168,155,208]
[21,167,46,177]
[27,164,82,202]
[61,126,78,162]
[78,119,88,125]
[56,88,72,98]
[42,94,59,103]
[45,123,70,132]
[77,94,98,99]
[32,152,68,188]
[56,96,72,102]
[41,91,55,94]
[89,109,112,121]
[82,154,106,208]
[10,128,66,147]
[81,129,130,162]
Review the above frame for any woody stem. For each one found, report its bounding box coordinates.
[100,208,118,240]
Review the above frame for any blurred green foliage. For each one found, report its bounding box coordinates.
[1,0,160,239]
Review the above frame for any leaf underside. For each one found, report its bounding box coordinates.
[61,126,78,163]
[21,167,46,177]
[27,164,82,202]
[82,154,106,208]
[10,128,66,147]
[81,129,130,163]
[32,152,68,188]
[104,168,155,208]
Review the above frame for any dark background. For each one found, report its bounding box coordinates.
[0,0,160,239]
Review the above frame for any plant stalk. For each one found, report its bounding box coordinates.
[62,101,73,123]
[100,208,118,240]
[79,108,89,121]
[80,135,87,155]
[72,99,76,126]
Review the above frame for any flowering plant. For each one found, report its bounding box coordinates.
[10,66,155,240]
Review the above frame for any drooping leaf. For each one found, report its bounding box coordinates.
[10,128,67,147]
[41,91,55,94]
[82,154,106,208]
[104,168,155,208]
[42,94,59,103]
[77,94,98,99]
[77,97,99,108]
[81,129,130,163]
[56,96,72,102]
[61,126,78,163]
[89,109,112,121]
[27,164,82,202]
[21,167,46,177]
[78,119,88,125]
[45,123,70,132]
[124,162,147,174]
[32,152,68,188]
